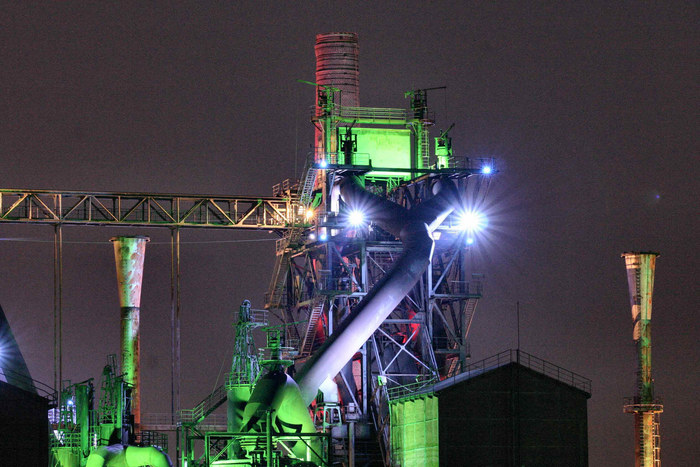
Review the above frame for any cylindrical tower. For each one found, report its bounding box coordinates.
[111,235,149,433]
[314,32,359,164]
[622,251,662,467]
[315,32,359,108]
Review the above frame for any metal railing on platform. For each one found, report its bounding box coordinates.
[446,349,592,394]
[386,376,438,402]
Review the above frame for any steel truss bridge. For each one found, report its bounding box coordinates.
[0,189,299,230]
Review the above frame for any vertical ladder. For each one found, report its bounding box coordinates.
[653,414,661,466]
[420,125,431,169]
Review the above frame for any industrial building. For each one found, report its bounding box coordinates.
[0,33,595,466]
[389,350,590,466]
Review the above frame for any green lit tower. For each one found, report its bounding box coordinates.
[226,300,264,438]
[622,252,663,467]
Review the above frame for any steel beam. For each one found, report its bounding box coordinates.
[0,189,299,230]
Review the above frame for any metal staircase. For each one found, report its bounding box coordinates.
[298,164,318,206]
[265,228,303,310]
[180,384,228,427]
[266,247,290,310]
[299,297,326,357]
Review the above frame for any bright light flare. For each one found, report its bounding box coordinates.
[481,165,492,174]
[305,209,314,221]
[457,211,487,232]
[347,210,365,227]
[319,159,328,168]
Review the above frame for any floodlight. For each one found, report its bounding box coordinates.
[348,210,365,227]
[457,211,486,232]
[481,165,492,174]
[320,159,328,168]
[308,233,316,241]
[319,232,328,241]
[305,209,314,221]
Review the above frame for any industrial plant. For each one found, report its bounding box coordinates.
[1,32,619,467]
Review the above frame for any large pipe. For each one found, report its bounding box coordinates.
[111,236,149,432]
[622,251,662,467]
[237,177,456,464]
[296,176,457,405]
[86,445,172,467]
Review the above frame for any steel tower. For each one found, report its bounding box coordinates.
[262,32,494,464]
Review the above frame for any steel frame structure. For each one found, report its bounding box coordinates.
[261,83,494,464]
[0,189,298,230]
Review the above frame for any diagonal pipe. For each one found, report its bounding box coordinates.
[296,176,458,405]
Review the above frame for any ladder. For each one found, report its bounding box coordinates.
[420,125,431,169]
[299,297,325,357]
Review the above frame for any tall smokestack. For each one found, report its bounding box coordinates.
[622,251,663,467]
[314,32,359,164]
[315,32,359,107]
[111,235,149,433]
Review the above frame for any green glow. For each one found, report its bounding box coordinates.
[390,394,439,466]
[339,127,412,178]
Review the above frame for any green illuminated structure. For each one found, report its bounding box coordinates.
[111,236,149,434]
[390,395,439,465]
[0,32,512,466]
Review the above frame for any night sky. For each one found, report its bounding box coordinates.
[1,2,698,465]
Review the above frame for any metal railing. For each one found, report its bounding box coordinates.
[447,349,592,394]
[385,349,592,402]
[136,430,168,451]
[0,189,299,230]
[49,431,83,448]
[0,367,57,404]
[623,396,664,413]
[386,376,439,402]
[337,106,408,122]
[179,384,228,426]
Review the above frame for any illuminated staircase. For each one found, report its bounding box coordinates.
[299,297,325,357]
[180,384,227,428]
[298,163,318,206]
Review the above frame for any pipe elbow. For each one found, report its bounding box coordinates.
[124,446,173,467]
[400,221,435,259]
